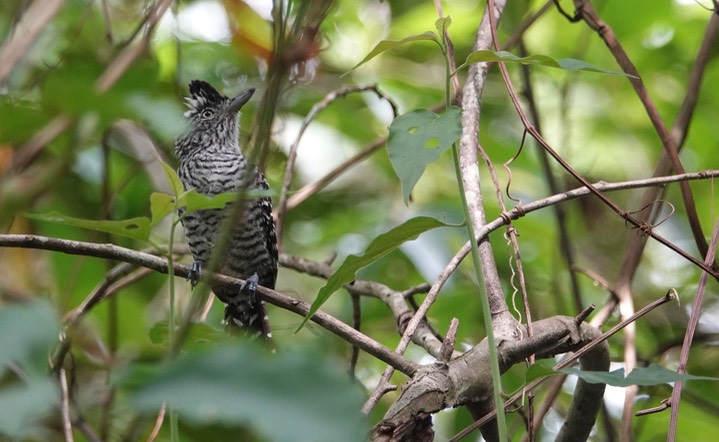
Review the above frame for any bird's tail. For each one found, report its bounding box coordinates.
[223,296,273,346]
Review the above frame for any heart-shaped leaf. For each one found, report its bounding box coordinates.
[387,107,462,204]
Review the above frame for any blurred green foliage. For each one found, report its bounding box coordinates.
[1,0,719,440]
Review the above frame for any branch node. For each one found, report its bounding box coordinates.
[438,318,459,363]
[574,304,595,325]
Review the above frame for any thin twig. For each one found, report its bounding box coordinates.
[349,292,361,379]
[450,290,676,441]
[569,0,710,264]
[59,368,74,442]
[146,403,166,442]
[517,40,583,313]
[486,0,718,280]
[668,220,719,440]
[275,84,398,249]
[0,0,65,85]
[94,0,173,93]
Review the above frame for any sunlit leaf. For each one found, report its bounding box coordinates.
[344,31,440,76]
[559,364,719,387]
[159,160,185,197]
[435,16,452,40]
[297,217,458,331]
[150,192,175,226]
[457,50,634,77]
[117,346,367,442]
[24,211,151,241]
[224,0,273,61]
[387,107,462,204]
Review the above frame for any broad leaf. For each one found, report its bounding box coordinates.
[458,50,633,77]
[559,364,719,387]
[117,346,368,442]
[344,31,440,75]
[0,302,61,439]
[150,192,175,226]
[24,211,151,241]
[0,301,60,377]
[297,217,457,331]
[0,378,59,440]
[387,107,463,204]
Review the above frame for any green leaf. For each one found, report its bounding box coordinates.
[25,211,151,241]
[0,303,60,442]
[297,217,458,331]
[0,378,59,440]
[387,107,463,204]
[117,346,368,442]
[343,31,440,76]
[179,188,275,213]
[435,16,452,40]
[159,160,185,197]
[0,301,61,377]
[559,364,719,387]
[457,50,634,77]
[150,192,175,226]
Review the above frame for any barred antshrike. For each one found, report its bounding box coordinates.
[175,80,277,341]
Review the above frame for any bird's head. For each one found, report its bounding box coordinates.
[183,80,255,133]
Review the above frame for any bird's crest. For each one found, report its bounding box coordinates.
[185,80,227,112]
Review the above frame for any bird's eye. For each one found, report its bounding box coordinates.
[200,109,214,119]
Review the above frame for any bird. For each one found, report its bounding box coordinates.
[175,79,277,342]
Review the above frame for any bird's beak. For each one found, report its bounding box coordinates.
[227,87,256,114]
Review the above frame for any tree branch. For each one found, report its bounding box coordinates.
[0,234,418,376]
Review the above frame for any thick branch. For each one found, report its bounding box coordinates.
[371,316,609,442]
[0,234,418,376]
[459,0,513,329]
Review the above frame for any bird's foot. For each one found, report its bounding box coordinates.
[240,272,259,302]
[188,261,202,288]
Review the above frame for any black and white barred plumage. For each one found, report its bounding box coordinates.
[175,80,277,341]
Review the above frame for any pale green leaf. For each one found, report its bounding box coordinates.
[458,50,634,77]
[117,346,367,442]
[0,301,61,377]
[435,16,452,40]
[559,364,719,387]
[150,192,175,226]
[0,379,59,440]
[344,31,440,76]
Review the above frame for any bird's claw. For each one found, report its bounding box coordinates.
[188,261,202,288]
[240,272,259,302]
